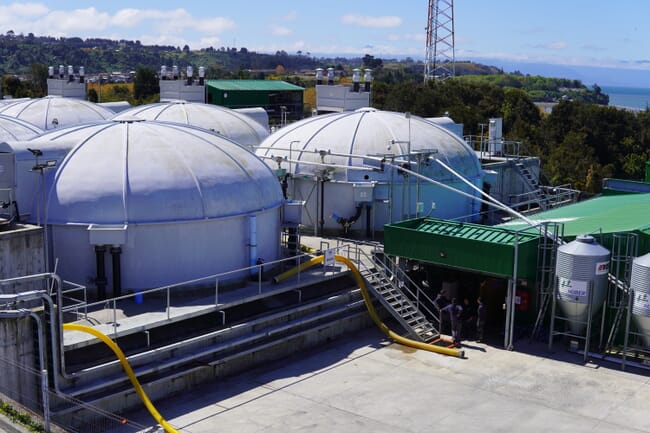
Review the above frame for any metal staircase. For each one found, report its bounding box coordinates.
[513,161,548,211]
[358,251,440,343]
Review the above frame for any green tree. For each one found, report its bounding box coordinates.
[87,88,98,103]
[133,66,159,101]
[30,63,48,97]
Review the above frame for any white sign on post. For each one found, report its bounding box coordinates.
[324,248,335,268]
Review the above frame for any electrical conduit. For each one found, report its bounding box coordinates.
[274,254,464,358]
[62,323,180,433]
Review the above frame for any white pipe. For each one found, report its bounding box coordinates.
[0,274,62,392]
[0,309,51,432]
[433,158,538,226]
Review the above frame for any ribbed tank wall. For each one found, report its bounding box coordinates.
[630,254,650,294]
[554,235,610,335]
[556,235,610,305]
[630,253,650,346]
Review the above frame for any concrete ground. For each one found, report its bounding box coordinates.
[108,326,650,433]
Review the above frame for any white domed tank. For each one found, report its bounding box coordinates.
[256,108,483,234]
[44,119,284,293]
[0,114,44,141]
[629,253,650,347]
[555,235,611,334]
[0,96,114,130]
[113,101,269,148]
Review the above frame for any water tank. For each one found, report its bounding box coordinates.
[629,253,650,347]
[555,235,611,334]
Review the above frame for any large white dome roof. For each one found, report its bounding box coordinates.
[45,119,283,224]
[0,114,44,141]
[113,101,269,147]
[256,108,481,181]
[0,96,114,130]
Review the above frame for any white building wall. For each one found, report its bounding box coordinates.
[49,207,281,293]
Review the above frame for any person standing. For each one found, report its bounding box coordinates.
[476,296,486,343]
[442,298,463,346]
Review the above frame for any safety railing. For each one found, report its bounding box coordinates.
[61,251,350,338]
[315,238,441,331]
[464,135,524,160]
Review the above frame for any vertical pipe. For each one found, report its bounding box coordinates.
[365,205,371,238]
[249,215,258,278]
[110,246,122,298]
[622,289,633,370]
[508,235,519,350]
[584,282,594,363]
[319,179,325,236]
[94,245,107,300]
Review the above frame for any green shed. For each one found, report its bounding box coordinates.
[206,80,304,123]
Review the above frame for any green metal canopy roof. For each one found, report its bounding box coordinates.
[384,218,541,280]
[206,80,304,91]
[498,193,650,237]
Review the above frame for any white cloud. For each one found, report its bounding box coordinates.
[340,14,402,28]
[35,8,112,34]
[0,2,48,17]
[543,41,567,50]
[271,25,292,36]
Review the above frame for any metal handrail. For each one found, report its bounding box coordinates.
[63,250,351,336]
[363,251,440,325]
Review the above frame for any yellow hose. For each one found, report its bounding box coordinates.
[62,323,180,433]
[276,254,464,358]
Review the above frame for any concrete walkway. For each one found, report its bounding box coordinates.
[109,326,650,433]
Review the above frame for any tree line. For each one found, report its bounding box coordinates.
[0,32,645,194]
[371,79,647,193]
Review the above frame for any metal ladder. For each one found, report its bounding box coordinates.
[602,233,637,352]
[359,253,439,343]
[531,222,564,341]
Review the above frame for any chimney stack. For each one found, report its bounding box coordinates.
[199,66,205,85]
[327,67,334,85]
[315,68,323,85]
[352,68,360,92]
[364,69,372,92]
[186,65,193,85]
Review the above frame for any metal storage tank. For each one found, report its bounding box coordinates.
[629,253,650,347]
[0,138,71,224]
[42,119,284,294]
[113,101,269,148]
[555,235,611,334]
[256,108,483,235]
[0,96,114,130]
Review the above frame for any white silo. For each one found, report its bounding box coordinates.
[0,96,114,130]
[256,108,483,235]
[629,253,650,347]
[42,119,284,297]
[113,101,269,148]
[555,235,611,335]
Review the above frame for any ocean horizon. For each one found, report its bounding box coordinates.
[601,85,650,110]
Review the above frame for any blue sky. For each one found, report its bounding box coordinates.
[2,1,650,86]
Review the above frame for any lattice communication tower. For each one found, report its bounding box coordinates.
[424,0,455,81]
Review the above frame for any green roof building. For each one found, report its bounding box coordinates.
[206,80,304,124]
